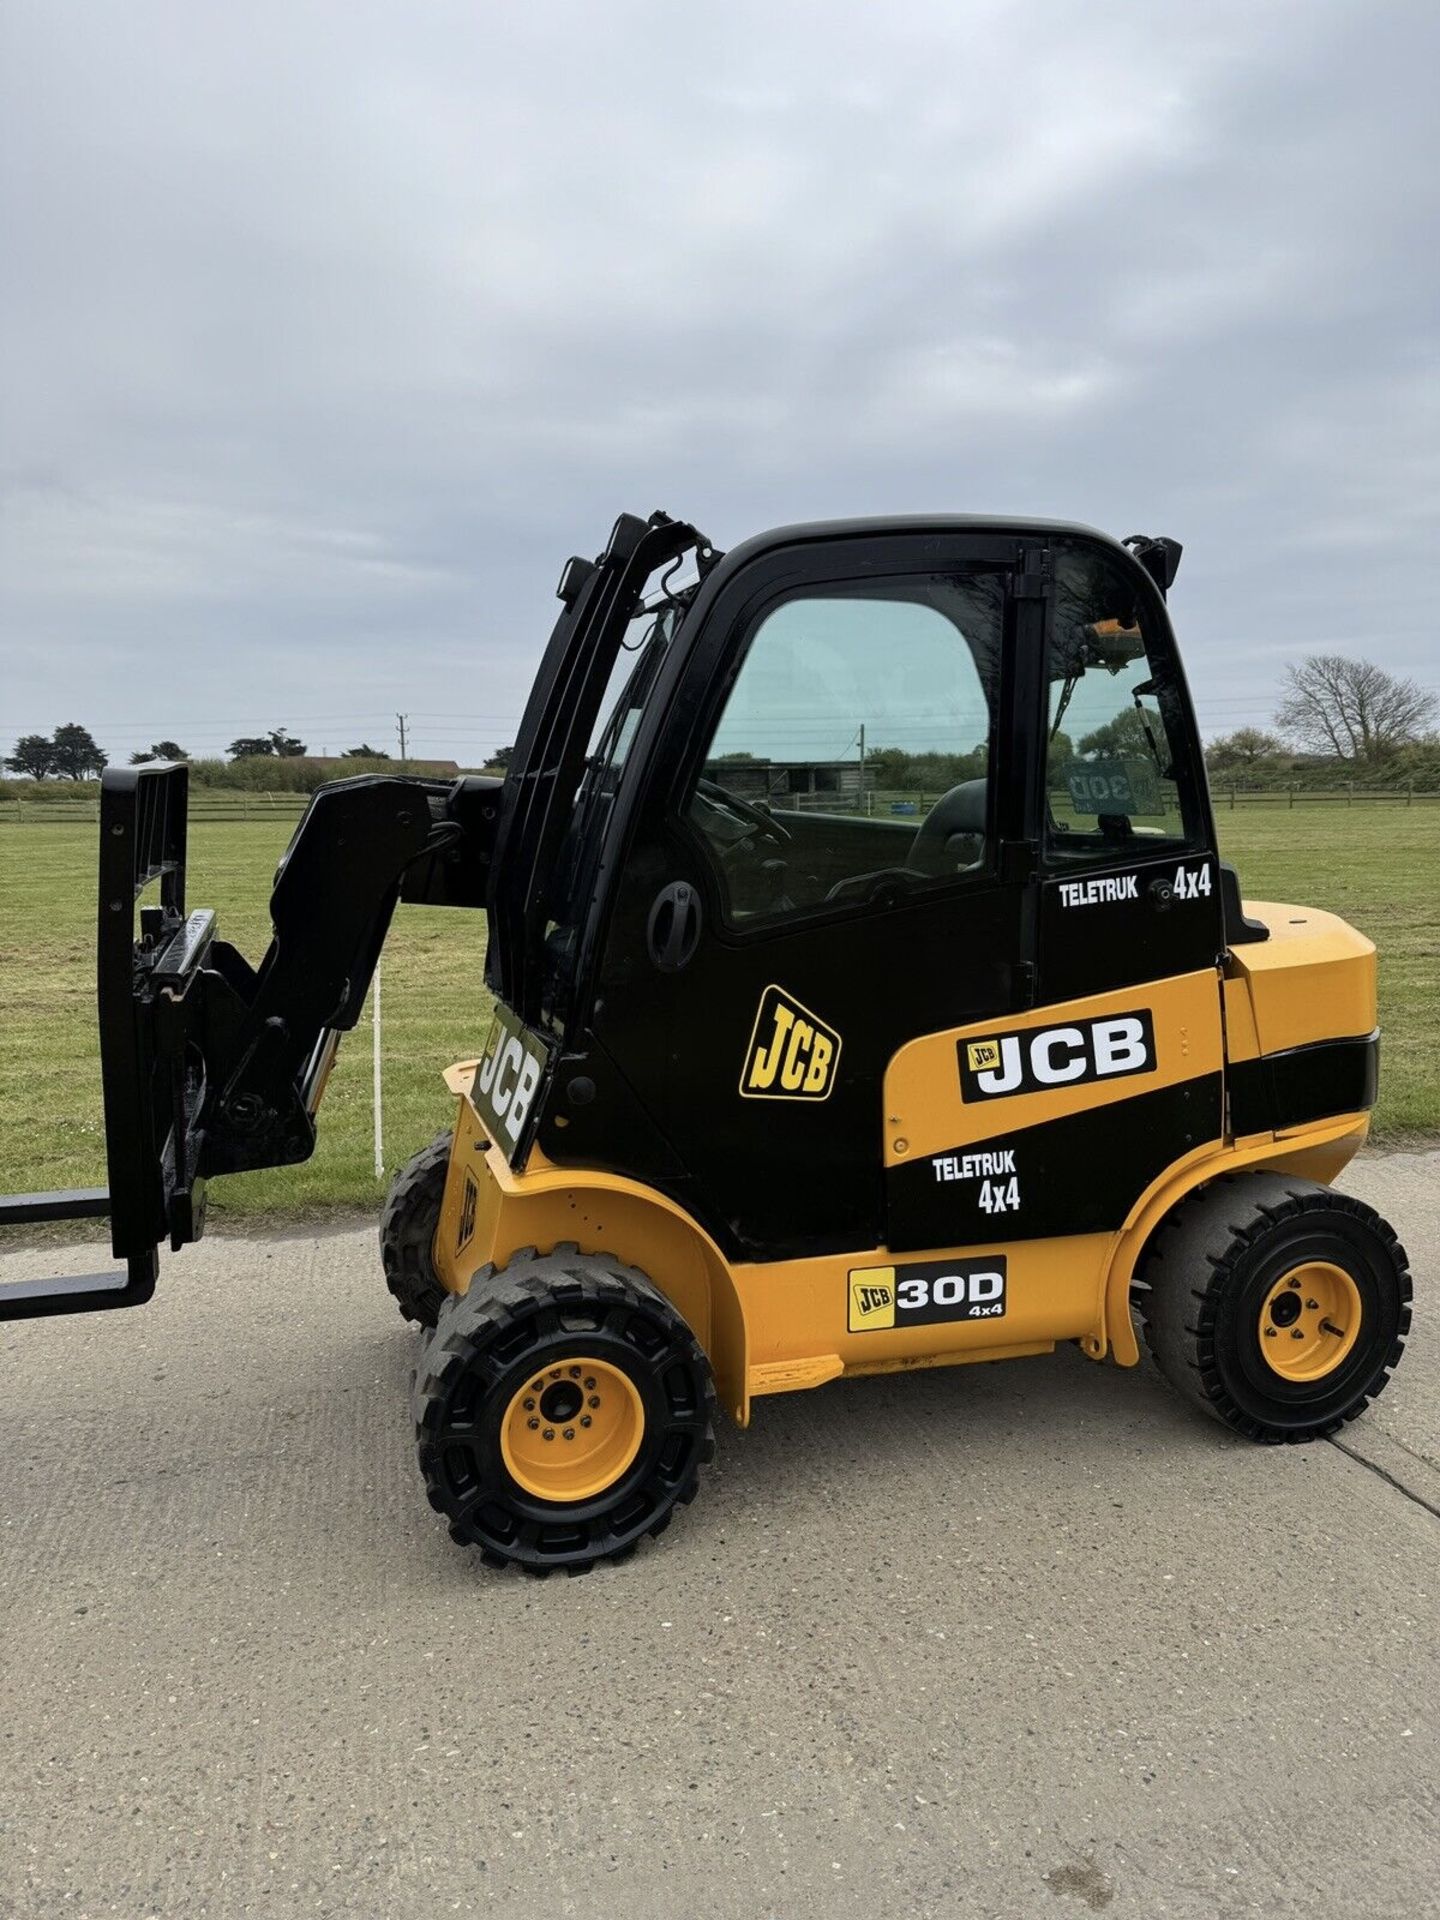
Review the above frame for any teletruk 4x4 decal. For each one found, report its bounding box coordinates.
[959,1010,1156,1102]
[848,1257,1007,1332]
[740,984,841,1101]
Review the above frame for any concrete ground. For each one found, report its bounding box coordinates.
[1,1151,1436,1920]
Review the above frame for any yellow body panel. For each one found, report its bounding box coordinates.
[1226,900,1376,1055]
[882,969,1223,1167]
[435,1089,751,1421]
[431,900,1376,1423]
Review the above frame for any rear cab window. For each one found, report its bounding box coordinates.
[1043,542,1204,869]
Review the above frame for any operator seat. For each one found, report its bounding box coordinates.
[907,778,987,875]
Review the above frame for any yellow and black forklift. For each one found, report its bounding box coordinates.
[2,512,1411,1572]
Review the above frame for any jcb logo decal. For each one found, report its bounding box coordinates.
[849,1274,895,1330]
[959,1010,1156,1102]
[741,985,841,1101]
[456,1172,478,1254]
[474,1002,548,1150]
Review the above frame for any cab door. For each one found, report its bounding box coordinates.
[880,536,1230,1254]
[567,527,1046,1263]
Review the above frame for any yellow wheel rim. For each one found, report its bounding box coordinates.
[1258,1262,1362,1382]
[500,1356,645,1502]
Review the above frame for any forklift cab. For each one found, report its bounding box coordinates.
[489,513,1227,1266]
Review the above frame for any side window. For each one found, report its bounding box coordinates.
[1044,545,1197,865]
[686,575,1002,926]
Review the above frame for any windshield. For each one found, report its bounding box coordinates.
[540,575,696,1024]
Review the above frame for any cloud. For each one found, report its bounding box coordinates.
[1,0,1436,760]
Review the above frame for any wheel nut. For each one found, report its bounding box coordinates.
[1306,1299,1319,1310]
[584,1377,596,1390]
[523,1398,536,1411]
[531,1380,543,1392]
[1292,1329,1304,1340]
[588,1395,600,1408]
[569,1366,582,1378]
[1288,1277,1301,1289]
[563,1428,575,1441]
[1264,1327,1276,1338]
[580,1415,592,1428]
[543,1428,555,1441]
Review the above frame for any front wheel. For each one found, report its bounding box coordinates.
[379,1132,452,1329]
[1136,1173,1412,1443]
[412,1250,716,1573]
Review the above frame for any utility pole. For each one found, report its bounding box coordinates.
[857,722,867,815]
[396,713,409,767]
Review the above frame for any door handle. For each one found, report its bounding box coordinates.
[647,881,702,973]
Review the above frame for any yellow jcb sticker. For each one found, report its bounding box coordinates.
[966,1039,1001,1073]
[740,984,842,1101]
[848,1266,896,1331]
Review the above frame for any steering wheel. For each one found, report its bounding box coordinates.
[694,778,793,849]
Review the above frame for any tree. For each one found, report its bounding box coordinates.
[228,736,275,760]
[50,722,107,780]
[1077,708,1153,759]
[341,743,390,758]
[1047,729,1076,775]
[1205,727,1282,771]
[129,740,189,764]
[5,733,57,779]
[487,742,516,770]
[269,728,307,757]
[1276,656,1437,764]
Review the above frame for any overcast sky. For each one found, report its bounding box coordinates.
[2,0,1436,767]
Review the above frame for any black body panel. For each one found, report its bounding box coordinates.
[885,1074,1225,1250]
[1035,852,1225,1000]
[1228,1033,1379,1136]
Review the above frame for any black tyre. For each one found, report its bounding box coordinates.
[379,1132,452,1329]
[413,1249,716,1574]
[1136,1173,1411,1443]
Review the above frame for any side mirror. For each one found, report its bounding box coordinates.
[1123,534,1183,596]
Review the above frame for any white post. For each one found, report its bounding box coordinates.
[372,960,384,1179]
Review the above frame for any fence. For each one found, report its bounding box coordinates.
[776,786,1440,818]
[0,790,312,825]
[4,783,1440,829]
[1211,784,1440,808]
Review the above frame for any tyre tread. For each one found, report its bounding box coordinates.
[379,1132,454,1329]
[412,1248,717,1574]
[1135,1172,1412,1443]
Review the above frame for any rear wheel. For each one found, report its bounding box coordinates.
[413,1250,716,1573]
[379,1132,452,1329]
[1136,1173,1411,1442]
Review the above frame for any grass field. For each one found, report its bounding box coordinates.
[1,807,1435,1229]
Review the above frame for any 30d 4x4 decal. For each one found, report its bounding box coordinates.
[848,1257,1007,1332]
[740,985,841,1101]
[959,1010,1156,1102]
